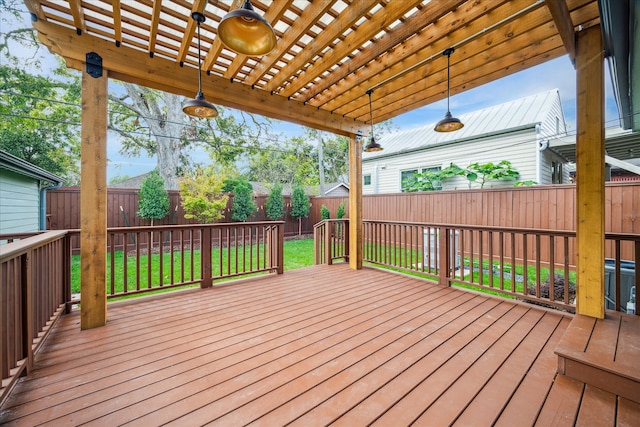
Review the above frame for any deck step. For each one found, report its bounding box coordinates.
[555,311,640,403]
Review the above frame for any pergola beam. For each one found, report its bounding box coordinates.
[33,20,363,137]
[545,0,577,64]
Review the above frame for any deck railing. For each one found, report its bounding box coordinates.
[313,219,349,265]
[0,230,71,403]
[66,221,285,301]
[316,220,639,314]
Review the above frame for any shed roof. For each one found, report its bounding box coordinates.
[364,89,562,159]
[0,149,63,185]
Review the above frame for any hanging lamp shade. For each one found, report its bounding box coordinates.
[434,47,463,132]
[364,136,383,152]
[217,0,277,56]
[183,12,218,119]
[364,89,383,152]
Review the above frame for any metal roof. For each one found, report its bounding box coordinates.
[0,149,64,185]
[549,127,640,162]
[363,88,562,159]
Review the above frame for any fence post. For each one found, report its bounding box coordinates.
[21,252,34,374]
[438,227,451,287]
[201,227,212,288]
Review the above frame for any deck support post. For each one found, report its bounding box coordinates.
[575,25,605,319]
[349,134,363,270]
[80,65,108,329]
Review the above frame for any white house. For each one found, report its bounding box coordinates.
[362,89,570,194]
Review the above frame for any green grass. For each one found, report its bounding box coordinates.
[71,237,316,296]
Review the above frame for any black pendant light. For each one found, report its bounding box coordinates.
[183,12,218,119]
[218,0,277,56]
[364,89,383,152]
[434,47,464,132]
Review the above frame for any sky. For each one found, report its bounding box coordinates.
[3,6,620,182]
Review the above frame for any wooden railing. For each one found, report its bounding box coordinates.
[0,230,71,403]
[313,220,349,265]
[67,221,285,300]
[316,220,639,314]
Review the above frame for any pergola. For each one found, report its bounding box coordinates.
[24,0,622,329]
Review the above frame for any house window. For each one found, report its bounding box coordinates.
[551,161,563,184]
[401,166,442,192]
[363,174,371,186]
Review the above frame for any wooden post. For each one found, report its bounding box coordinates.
[575,25,605,319]
[201,227,212,288]
[277,222,284,274]
[80,66,108,329]
[349,134,363,270]
[21,253,33,373]
[438,227,451,287]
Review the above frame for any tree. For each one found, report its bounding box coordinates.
[265,183,285,220]
[108,83,274,190]
[231,180,257,222]
[320,205,330,220]
[247,137,318,185]
[336,201,346,219]
[0,64,81,184]
[137,170,170,226]
[290,183,310,235]
[178,167,228,223]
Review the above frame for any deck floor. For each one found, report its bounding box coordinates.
[0,265,634,426]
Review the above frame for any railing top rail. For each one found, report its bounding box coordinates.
[362,220,580,237]
[0,230,69,261]
[313,218,349,229]
[104,221,285,234]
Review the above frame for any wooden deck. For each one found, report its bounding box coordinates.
[0,265,637,426]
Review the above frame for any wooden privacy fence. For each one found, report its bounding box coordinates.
[47,188,311,251]
[0,231,71,403]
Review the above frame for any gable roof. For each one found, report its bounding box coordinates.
[364,89,562,159]
[0,149,63,185]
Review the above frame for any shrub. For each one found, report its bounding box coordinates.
[231,180,256,222]
[320,204,330,220]
[266,183,284,220]
[137,170,170,226]
[336,201,346,219]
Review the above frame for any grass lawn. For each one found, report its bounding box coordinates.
[71,237,316,295]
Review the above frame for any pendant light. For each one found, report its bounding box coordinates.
[183,12,218,118]
[434,47,464,132]
[218,0,277,56]
[364,89,383,152]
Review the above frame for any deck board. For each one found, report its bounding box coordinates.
[0,265,632,426]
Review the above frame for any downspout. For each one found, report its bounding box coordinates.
[535,123,543,184]
[40,181,63,230]
[373,162,379,194]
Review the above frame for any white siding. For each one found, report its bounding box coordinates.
[0,170,40,233]
[363,128,540,194]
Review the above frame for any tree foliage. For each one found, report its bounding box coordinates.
[137,170,170,224]
[290,183,310,235]
[0,63,81,184]
[336,201,346,219]
[265,183,284,220]
[108,83,274,190]
[320,204,330,220]
[231,180,256,222]
[178,167,228,223]
[403,161,520,191]
[247,137,317,185]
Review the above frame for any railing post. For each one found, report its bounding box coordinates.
[438,227,451,287]
[277,222,284,274]
[344,220,350,262]
[325,221,332,265]
[201,226,212,288]
[313,223,320,264]
[63,233,72,314]
[21,252,34,374]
